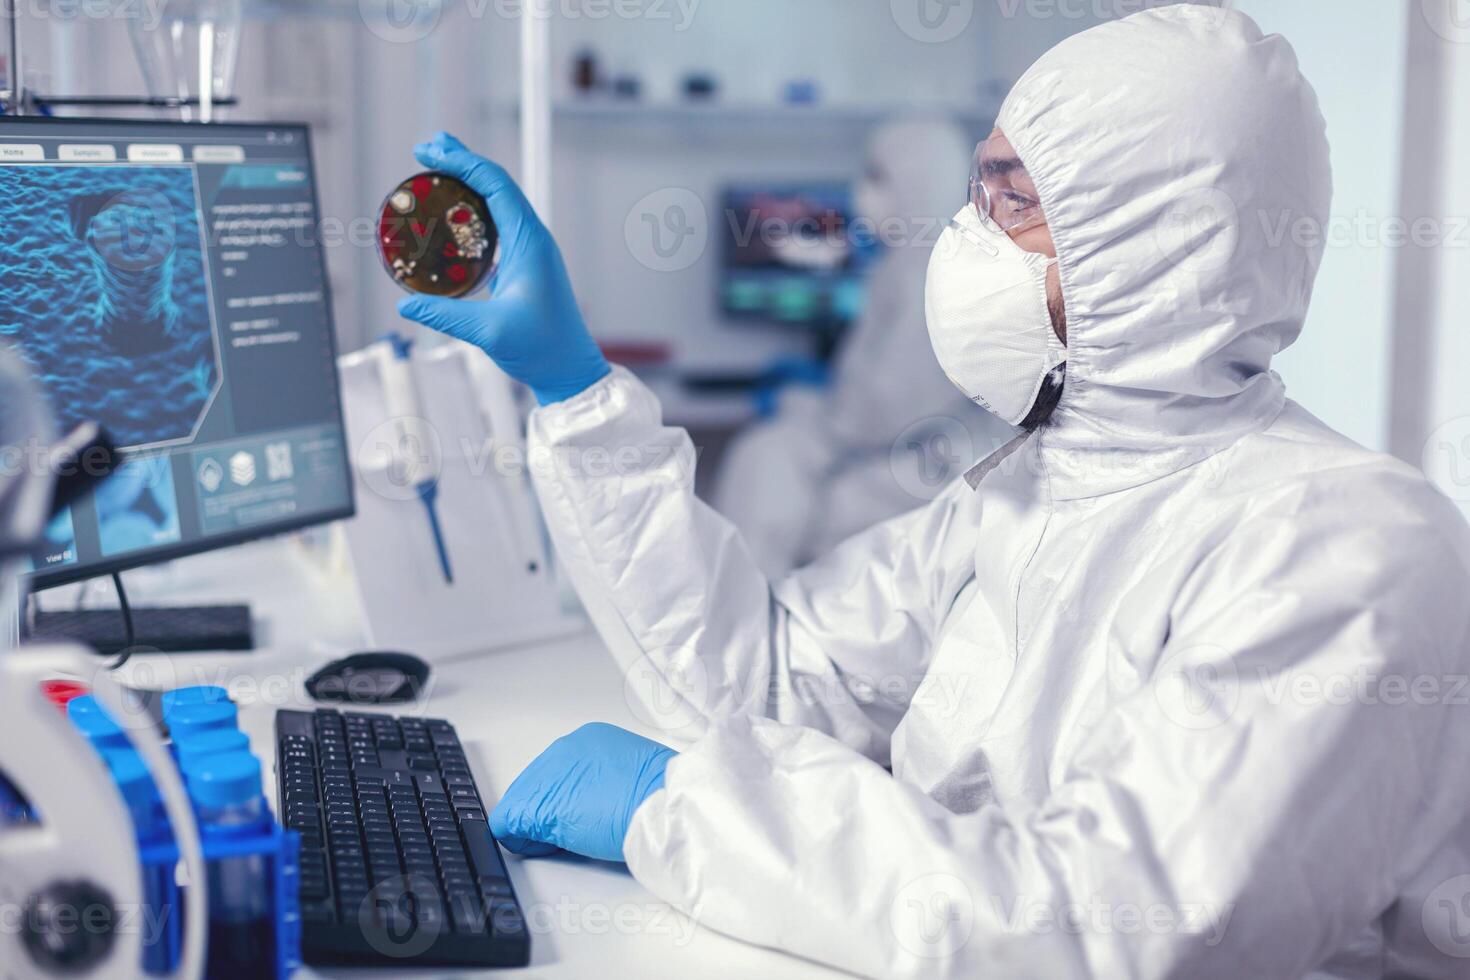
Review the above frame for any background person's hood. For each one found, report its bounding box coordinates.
[858,116,974,234]
[997,4,1333,498]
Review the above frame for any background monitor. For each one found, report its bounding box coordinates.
[718,182,874,329]
[0,117,354,588]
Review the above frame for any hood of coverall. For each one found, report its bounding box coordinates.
[996,4,1333,497]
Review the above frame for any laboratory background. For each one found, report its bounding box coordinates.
[12,0,1466,504]
[5,1,1470,978]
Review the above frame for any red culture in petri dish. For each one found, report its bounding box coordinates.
[377,171,498,298]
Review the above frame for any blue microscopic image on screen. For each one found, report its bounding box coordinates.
[96,455,182,557]
[0,165,221,450]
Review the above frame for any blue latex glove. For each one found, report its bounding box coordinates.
[396,132,611,406]
[490,723,676,863]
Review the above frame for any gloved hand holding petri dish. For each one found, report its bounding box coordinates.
[377,171,498,298]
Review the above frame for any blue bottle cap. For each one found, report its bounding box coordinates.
[161,686,230,719]
[167,700,239,738]
[183,751,263,809]
[99,748,161,830]
[67,695,129,747]
[175,728,250,764]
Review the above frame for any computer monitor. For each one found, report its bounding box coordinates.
[0,117,354,590]
[718,182,874,329]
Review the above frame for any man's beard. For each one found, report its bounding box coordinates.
[1020,363,1066,432]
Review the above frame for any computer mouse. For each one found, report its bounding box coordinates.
[306,651,430,705]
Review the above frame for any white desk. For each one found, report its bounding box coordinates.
[100,536,844,980]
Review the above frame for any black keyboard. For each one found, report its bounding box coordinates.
[275,708,530,968]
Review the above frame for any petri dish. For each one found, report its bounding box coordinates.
[377,171,498,298]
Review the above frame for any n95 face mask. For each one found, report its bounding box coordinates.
[925,205,1066,427]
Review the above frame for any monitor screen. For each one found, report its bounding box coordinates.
[0,118,354,588]
[719,182,873,328]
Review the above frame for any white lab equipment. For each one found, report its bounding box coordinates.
[337,337,582,661]
[0,346,208,980]
[0,650,210,980]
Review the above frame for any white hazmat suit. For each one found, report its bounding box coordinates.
[713,119,1011,578]
[528,7,1470,978]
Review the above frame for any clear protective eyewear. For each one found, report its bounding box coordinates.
[969,135,1048,235]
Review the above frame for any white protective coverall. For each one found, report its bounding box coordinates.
[713,119,1011,578]
[527,7,1470,978]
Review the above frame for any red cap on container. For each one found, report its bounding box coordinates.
[41,680,90,710]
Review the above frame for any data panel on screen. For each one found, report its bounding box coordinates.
[0,120,353,585]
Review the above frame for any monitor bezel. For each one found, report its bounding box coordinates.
[0,115,357,591]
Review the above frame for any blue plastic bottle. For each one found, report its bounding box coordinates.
[161,686,230,718]
[184,751,274,980]
[167,700,239,741]
[67,695,132,750]
[174,728,251,766]
[99,748,180,974]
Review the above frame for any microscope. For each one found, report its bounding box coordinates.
[0,344,210,979]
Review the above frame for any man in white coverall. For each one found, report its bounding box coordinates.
[713,117,1011,578]
[398,6,1470,978]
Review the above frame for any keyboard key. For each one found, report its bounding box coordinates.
[460,820,507,885]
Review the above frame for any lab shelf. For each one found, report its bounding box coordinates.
[481,98,1002,130]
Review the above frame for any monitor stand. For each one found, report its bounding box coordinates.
[25,602,254,656]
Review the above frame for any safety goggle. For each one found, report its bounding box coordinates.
[968,135,1048,235]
